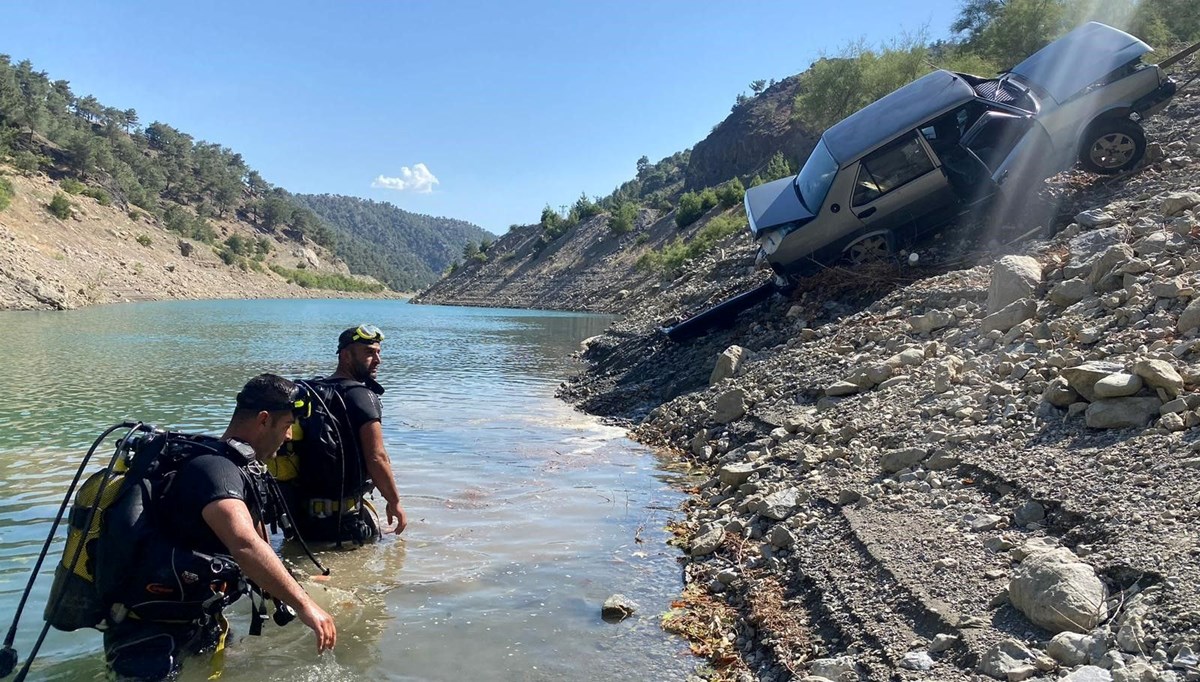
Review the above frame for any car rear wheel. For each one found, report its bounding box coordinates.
[1078,118,1146,174]
[844,232,892,265]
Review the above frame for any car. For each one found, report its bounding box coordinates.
[744,21,1178,281]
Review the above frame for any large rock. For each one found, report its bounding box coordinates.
[1161,190,1200,217]
[1132,359,1184,398]
[1047,631,1104,666]
[710,345,747,385]
[1066,227,1124,277]
[1093,373,1144,398]
[881,447,926,473]
[979,638,1050,679]
[1087,244,1134,286]
[1043,377,1080,407]
[1178,297,1200,335]
[1086,398,1162,429]
[908,310,956,334]
[1049,278,1093,306]
[988,255,1042,314]
[690,526,725,556]
[759,488,805,520]
[809,656,857,680]
[1009,547,1108,633]
[981,298,1037,334]
[712,388,747,423]
[718,463,758,487]
[1062,362,1124,402]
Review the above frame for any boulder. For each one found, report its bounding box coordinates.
[981,298,1037,334]
[1047,631,1103,666]
[718,463,758,487]
[1086,244,1134,286]
[1049,278,1093,306]
[1067,227,1124,277]
[710,345,747,385]
[908,310,956,334]
[1065,667,1113,682]
[712,388,747,423]
[809,656,857,680]
[1042,377,1080,407]
[1178,297,1200,335]
[1132,359,1184,398]
[1086,398,1162,429]
[1093,373,1144,398]
[1161,190,1200,217]
[760,488,805,520]
[177,239,194,257]
[881,447,926,473]
[690,526,725,556]
[1009,547,1107,633]
[979,638,1048,679]
[1062,362,1125,402]
[825,381,862,397]
[1075,209,1117,228]
[988,255,1042,313]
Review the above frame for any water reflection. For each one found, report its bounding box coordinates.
[0,300,693,681]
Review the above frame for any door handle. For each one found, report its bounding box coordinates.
[857,207,877,219]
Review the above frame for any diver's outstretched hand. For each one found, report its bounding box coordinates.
[299,602,337,653]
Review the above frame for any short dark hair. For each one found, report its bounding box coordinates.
[233,373,297,419]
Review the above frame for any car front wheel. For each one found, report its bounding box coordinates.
[1078,118,1146,174]
[844,232,893,266]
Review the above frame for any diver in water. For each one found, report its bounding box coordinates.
[103,374,336,680]
[274,325,407,546]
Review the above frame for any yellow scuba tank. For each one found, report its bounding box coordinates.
[43,454,130,631]
[267,421,303,482]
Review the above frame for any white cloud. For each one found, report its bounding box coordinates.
[371,163,439,193]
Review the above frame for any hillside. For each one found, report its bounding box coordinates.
[290,193,492,292]
[0,168,381,310]
[555,61,1200,681]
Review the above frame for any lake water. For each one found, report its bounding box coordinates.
[0,299,695,681]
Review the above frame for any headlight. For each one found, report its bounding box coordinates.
[761,229,785,255]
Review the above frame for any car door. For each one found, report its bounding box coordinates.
[850,132,952,237]
[960,110,1052,189]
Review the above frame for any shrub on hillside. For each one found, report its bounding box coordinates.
[269,265,384,293]
[60,178,85,195]
[48,192,71,219]
[0,178,12,212]
[675,188,719,229]
[12,151,44,176]
[715,178,745,209]
[82,187,111,206]
[639,213,746,278]
[136,234,152,247]
[608,200,638,235]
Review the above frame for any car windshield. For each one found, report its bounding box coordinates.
[793,140,838,212]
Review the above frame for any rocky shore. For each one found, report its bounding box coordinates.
[560,75,1200,680]
[0,171,387,311]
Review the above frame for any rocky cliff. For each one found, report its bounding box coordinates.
[685,75,817,191]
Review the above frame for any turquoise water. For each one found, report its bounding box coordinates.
[0,299,693,681]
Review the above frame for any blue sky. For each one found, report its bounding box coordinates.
[1,0,963,235]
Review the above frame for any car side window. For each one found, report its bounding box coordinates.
[853,133,936,206]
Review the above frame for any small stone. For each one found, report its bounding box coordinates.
[929,633,959,653]
[825,381,862,397]
[881,447,926,473]
[1014,501,1045,526]
[1132,359,1184,398]
[601,594,639,621]
[899,651,934,671]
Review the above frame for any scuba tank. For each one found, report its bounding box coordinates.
[1,421,144,681]
[0,423,331,681]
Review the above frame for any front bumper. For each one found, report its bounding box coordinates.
[1134,77,1177,118]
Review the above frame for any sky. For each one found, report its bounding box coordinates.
[1,0,964,235]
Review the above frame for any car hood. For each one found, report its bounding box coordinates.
[745,176,815,237]
[1007,22,1152,105]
